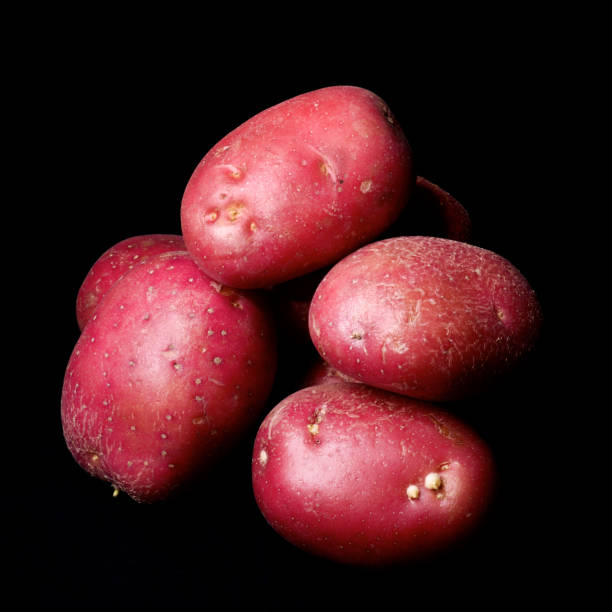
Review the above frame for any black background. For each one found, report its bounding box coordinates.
[10,11,581,611]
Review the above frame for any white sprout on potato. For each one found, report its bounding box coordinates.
[406,484,420,500]
[425,472,442,490]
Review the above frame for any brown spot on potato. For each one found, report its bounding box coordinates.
[205,209,219,223]
[360,180,373,194]
[378,101,395,125]
[307,423,319,435]
[227,203,244,221]
[428,414,464,444]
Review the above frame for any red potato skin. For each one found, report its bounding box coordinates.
[309,236,542,402]
[76,234,185,330]
[180,85,414,289]
[252,382,496,566]
[62,251,277,502]
[267,176,470,349]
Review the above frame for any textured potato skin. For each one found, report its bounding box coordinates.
[62,251,277,502]
[309,236,542,401]
[252,383,496,566]
[181,85,414,288]
[76,234,185,330]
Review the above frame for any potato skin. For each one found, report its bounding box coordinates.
[62,251,277,502]
[181,85,413,288]
[76,234,185,330]
[309,236,542,402]
[252,382,496,566]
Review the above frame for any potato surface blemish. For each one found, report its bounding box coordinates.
[62,251,278,503]
[180,86,413,289]
[252,383,496,566]
[308,236,542,402]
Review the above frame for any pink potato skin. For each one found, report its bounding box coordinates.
[76,234,185,330]
[180,85,414,289]
[62,251,277,502]
[309,236,542,402]
[252,382,496,566]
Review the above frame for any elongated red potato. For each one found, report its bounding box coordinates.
[252,383,496,566]
[181,85,414,288]
[309,236,542,402]
[62,251,277,502]
[76,234,185,330]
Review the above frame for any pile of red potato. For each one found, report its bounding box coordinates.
[61,85,542,567]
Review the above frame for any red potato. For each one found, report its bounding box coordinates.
[76,234,185,330]
[62,251,277,502]
[309,236,542,402]
[252,382,496,566]
[181,85,414,289]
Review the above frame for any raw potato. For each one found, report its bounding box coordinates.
[252,382,496,566]
[62,251,277,502]
[181,85,414,289]
[309,236,542,402]
[76,234,185,330]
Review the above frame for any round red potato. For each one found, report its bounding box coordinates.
[309,236,542,402]
[252,382,496,566]
[76,234,185,330]
[62,251,277,502]
[181,85,414,289]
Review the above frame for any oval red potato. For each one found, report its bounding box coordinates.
[309,236,542,402]
[76,234,185,330]
[62,251,277,502]
[181,85,414,288]
[252,382,496,566]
